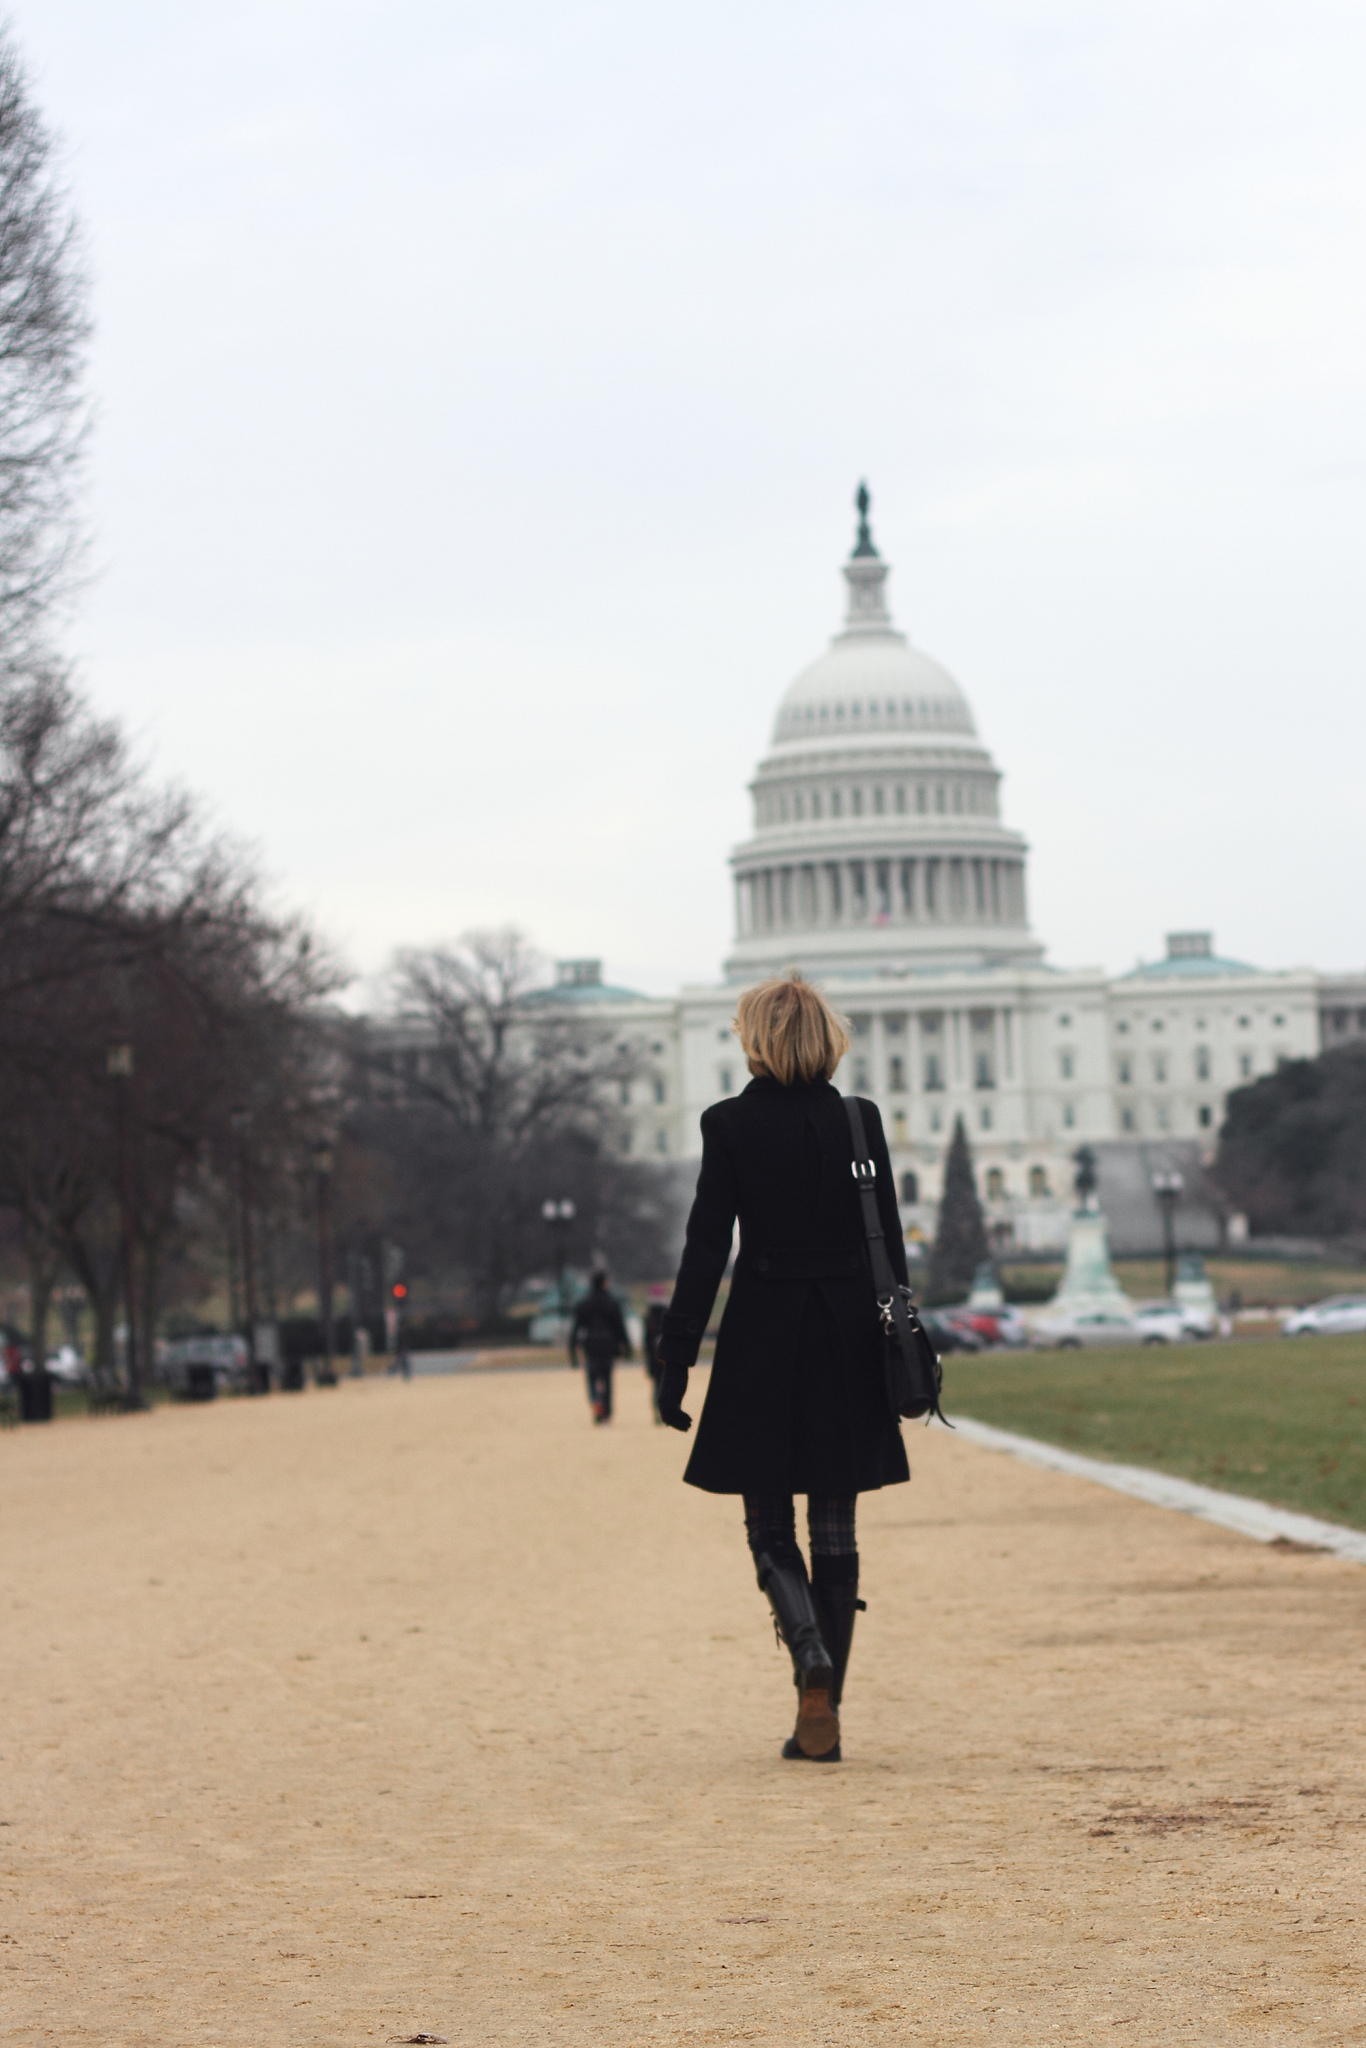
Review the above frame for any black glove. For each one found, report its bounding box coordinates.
[658,1362,692,1432]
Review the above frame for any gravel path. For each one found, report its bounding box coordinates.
[3,1365,1364,2045]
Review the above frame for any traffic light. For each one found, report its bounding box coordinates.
[391,1283,407,1302]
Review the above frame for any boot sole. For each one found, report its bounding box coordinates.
[782,1735,842,1762]
[795,1677,840,1758]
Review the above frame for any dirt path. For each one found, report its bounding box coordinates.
[3,1364,1365,2046]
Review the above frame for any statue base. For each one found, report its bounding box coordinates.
[1049,1208,1132,1319]
[967,1260,1004,1310]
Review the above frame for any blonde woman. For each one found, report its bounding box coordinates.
[657,975,910,1762]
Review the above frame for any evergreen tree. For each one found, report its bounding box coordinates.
[926,1115,989,1304]
[1216,1044,1366,1238]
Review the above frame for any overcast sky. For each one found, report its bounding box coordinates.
[18,0,1366,997]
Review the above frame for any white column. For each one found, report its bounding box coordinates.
[900,858,917,920]
[800,864,816,926]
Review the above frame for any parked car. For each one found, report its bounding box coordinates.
[1030,1308,1172,1349]
[1282,1295,1366,1337]
[941,1304,1029,1349]
[1131,1301,1203,1343]
[160,1334,251,1396]
[43,1345,92,1385]
[918,1309,986,1355]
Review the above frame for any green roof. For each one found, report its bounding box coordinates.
[520,981,647,1007]
[1116,953,1261,982]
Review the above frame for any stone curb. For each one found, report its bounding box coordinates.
[947,1414,1366,1565]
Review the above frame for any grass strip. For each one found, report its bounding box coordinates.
[944,1332,1366,1532]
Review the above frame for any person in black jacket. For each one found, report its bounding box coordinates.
[656,974,910,1762]
[568,1270,631,1422]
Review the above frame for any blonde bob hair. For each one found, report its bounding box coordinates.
[733,973,851,1086]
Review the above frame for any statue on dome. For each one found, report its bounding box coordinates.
[852,480,878,559]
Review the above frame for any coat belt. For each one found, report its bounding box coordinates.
[746,1245,864,1280]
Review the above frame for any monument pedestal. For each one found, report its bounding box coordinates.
[967,1261,1005,1310]
[1050,1207,1132,1319]
[1174,1251,1217,1318]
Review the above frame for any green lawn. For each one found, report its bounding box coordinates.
[997,1257,1366,1308]
[945,1333,1366,1531]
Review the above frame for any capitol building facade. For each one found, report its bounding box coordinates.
[552,495,1366,1251]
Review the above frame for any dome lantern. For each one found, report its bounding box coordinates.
[841,481,895,635]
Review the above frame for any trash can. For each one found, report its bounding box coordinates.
[185,1362,217,1401]
[18,1368,54,1423]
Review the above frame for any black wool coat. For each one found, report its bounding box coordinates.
[660,1076,911,1497]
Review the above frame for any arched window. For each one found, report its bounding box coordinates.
[986,1168,1005,1200]
[900,1171,919,1204]
[1028,1165,1050,1198]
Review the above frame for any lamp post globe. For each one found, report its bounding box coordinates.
[541,1199,577,1313]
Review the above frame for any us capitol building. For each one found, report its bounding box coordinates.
[550,493,1366,1250]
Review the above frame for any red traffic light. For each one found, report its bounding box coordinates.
[391,1283,408,1301]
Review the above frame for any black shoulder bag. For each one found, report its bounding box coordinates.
[844,1096,947,1425]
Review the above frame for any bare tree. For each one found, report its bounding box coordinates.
[0,28,353,1384]
[354,929,652,1324]
[0,833,341,1380]
[392,929,633,1152]
[0,25,88,669]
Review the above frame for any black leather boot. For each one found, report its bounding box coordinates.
[756,1549,838,1760]
[783,1555,863,1761]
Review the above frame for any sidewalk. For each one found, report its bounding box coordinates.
[3,1365,1363,2044]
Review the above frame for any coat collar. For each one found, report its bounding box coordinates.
[742,1073,835,1097]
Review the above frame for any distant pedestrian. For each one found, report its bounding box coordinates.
[642,1284,669,1423]
[568,1271,630,1423]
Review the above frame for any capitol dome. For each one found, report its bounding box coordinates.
[724,487,1043,981]
[772,635,975,748]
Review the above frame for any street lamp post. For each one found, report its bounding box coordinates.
[314,1145,338,1385]
[231,1107,264,1391]
[1151,1169,1185,1299]
[540,1198,577,1315]
[107,1044,146,1411]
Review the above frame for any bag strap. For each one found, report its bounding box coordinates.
[844,1095,901,1301]
[844,1095,950,1426]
